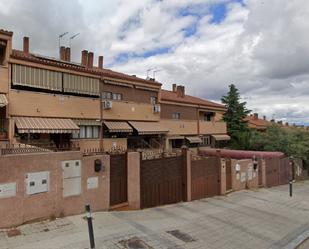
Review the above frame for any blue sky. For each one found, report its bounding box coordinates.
[1,0,309,124]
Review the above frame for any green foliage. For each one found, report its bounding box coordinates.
[221,84,251,139]
[232,125,309,167]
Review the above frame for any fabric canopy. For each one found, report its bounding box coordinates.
[14,117,79,134]
[0,94,8,108]
[104,121,133,133]
[129,121,168,135]
[73,119,101,126]
[186,136,202,144]
[211,134,231,141]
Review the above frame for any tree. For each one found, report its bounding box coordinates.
[221,84,251,139]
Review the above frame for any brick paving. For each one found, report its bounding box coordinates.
[0,181,309,249]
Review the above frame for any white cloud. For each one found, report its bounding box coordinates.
[1,0,308,124]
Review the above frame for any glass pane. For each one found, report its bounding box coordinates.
[93,126,99,138]
[86,126,92,138]
[80,126,86,138]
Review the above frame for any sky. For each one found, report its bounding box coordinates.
[1,0,309,125]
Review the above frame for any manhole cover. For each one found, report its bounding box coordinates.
[167,230,195,242]
[119,237,153,249]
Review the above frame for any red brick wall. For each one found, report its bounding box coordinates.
[0,152,110,228]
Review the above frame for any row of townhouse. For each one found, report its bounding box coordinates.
[0,29,230,153]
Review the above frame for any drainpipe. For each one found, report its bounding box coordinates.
[99,78,104,151]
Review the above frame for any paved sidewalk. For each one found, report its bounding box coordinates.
[1,181,309,249]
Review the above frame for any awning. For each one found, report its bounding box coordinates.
[104,121,133,133]
[212,134,231,141]
[186,136,202,144]
[74,119,101,126]
[14,117,80,134]
[129,121,169,135]
[0,94,8,108]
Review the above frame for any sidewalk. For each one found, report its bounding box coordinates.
[1,181,309,249]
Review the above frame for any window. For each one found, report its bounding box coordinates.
[172,112,181,119]
[112,93,122,100]
[204,112,215,121]
[0,40,6,65]
[150,96,157,105]
[102,91,112,100]
[74,125,100,139]
[86,126,93,138]
[202,136,211,146]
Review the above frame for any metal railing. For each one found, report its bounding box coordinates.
[0,142,80,156]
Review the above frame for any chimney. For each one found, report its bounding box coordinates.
[87,52,94,68]
[176,85,185,97]
[60,46,66,61]
[65,47,71,62]
[98,56,103,69]
[23,37,29,54]
[271,119,275,123]
[263,115,266,120]
[81,50,88,66]
[277,120,283,125]
[253,113,258,120]
[172,84,177,92]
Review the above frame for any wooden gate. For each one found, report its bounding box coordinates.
[258,158,263,186]
[265,157,280,187]
[279,157,291,185]
[110,153,128,206]
[225,159,232,191]
[191,157,220,200]
[140,155,184,209]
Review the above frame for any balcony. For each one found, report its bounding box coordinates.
[199,121,227,135]
[159,119,198,135]
[0,118,8,140]
[102,101,160,121]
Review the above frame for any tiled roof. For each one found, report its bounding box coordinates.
[160,90,226,110]
[10,50,160,86]
[244,116,272,128]
[0,29,13,36]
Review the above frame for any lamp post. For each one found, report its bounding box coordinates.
[85,204,95,249]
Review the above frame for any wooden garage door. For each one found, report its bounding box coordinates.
[110,153,127,206]
[140,156,184,209]
[191,157,220,200]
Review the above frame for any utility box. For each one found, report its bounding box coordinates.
[61,160,82,197]
[26,171,49,195]
[0,182,17,199]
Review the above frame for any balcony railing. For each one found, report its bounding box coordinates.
[0,142,80,156]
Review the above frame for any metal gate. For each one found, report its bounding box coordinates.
[140,155,184,209]
[191,157,220,200]
[225,159,232,191]
[110,153,128,206]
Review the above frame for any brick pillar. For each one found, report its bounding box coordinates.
[220,158,227,195]
[127,152,140,209]
[261,159,266,187]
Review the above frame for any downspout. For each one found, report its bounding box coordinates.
[100,78,104,151]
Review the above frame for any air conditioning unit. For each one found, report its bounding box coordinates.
[153,104,161,113]
[103,100,113,109]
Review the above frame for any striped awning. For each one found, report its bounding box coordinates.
[212,134,231,141]
[73,119,101,126]
[0,94,8,107]
[104,121,133,133]
[14,117,80,134]
[129,121,169,135]
[186,136,202,144]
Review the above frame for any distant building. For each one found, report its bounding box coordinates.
[244,113,272,132]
